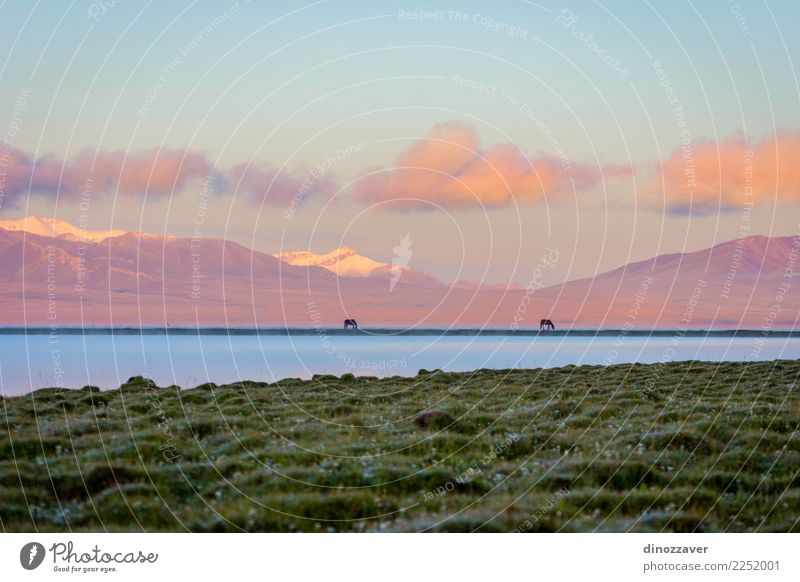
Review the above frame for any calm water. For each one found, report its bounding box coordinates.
[0,332,797,395]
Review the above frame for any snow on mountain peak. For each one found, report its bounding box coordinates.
[332,246,357,254]
[273,245,446,287]
[0,215,127,242]
[274,246,387,277]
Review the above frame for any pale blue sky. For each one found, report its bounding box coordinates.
[1,0,798,284]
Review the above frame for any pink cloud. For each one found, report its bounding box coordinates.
[646,130,800,213]
[84,149,213,196]
[351,121,627,210]
[4,126,799,216]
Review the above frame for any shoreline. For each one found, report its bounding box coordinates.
[4,358,799,399]
[0,327,798,337]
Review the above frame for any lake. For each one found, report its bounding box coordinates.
[0,329,797,395]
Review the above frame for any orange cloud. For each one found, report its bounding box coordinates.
[646,130,800,213]
[351,121,627,210]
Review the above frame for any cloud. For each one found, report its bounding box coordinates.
[644,130,800,213]
[4,127,799,216]
[227,162,337,206]
[350,121,627,210]
[350,123,800,214]
[0,146,338,209]
[0,146,214,204]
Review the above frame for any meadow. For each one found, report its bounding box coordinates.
[2,360,798,532]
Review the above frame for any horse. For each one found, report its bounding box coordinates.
[344,318,358,330]
[540,319,555,330]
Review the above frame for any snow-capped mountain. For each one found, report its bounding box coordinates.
[0,215,796,328]
[0,215,127,242]
[275,247,387,277]
[274,246,443,286]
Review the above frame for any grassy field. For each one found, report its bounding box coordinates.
[1,360,799,532]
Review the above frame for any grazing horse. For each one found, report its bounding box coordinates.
[344,318,358,330]
[540,319,555,330]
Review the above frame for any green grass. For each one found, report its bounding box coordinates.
[1,361,799,532]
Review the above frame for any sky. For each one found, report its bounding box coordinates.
[0,0,798,286]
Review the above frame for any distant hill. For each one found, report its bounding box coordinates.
[531,234,799,328]
[0,216,796,328]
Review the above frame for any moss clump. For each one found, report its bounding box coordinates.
[414,411,455,430]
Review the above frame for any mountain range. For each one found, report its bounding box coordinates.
[0,216,796,328]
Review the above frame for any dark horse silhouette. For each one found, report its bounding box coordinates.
[540,319,555,330]
[344,318,358,330]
